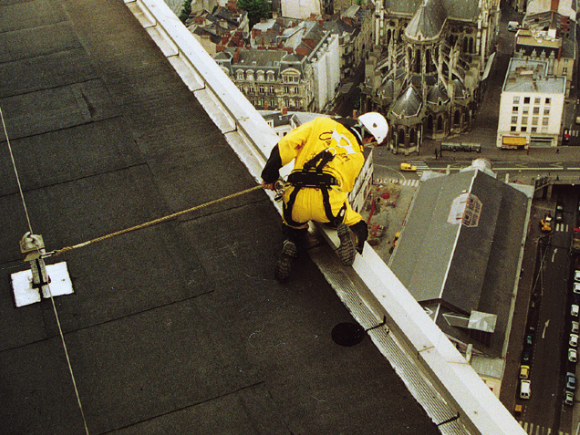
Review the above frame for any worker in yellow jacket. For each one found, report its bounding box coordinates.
[262,112,389,282]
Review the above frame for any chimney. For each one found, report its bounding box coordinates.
[234,47,240,63]
[551,0,559,11]
[282,106,288,115]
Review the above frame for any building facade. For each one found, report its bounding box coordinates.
[497,58,565,148]
[360,0,500,154]
[213,24,340,112]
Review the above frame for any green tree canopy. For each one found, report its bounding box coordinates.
[237,0,270,27]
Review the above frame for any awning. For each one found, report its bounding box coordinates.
[502,136,527,146]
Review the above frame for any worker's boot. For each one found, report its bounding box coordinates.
[349,220,368,254]
[275,239,298,282]
[337,223,357,266]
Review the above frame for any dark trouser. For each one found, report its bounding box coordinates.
[282,219,368,254]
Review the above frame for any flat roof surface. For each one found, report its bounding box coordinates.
[0,1,439,434]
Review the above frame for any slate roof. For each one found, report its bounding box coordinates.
[383,0,481,21]
[389,167,531,357]
[405,0,447,41]
[391,85,422,117]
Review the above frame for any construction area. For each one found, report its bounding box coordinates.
[360,176,418,262]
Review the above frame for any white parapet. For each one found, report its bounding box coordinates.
[124,1,526,433]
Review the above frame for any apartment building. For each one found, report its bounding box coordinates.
[497,59,565,149]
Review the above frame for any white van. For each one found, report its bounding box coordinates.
[508,21,520,32]
[520,380,531,399]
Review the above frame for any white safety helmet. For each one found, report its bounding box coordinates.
[357,112,389,144]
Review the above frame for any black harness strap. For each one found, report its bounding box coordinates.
[283,149,347,227]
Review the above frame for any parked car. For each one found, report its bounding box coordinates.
[567,372,577,391]
[572,304,579,317]
[573,321,579,334]
[574,270,580,282]
[564,391,574,406]
[520,380,531,399]
[563,128,571,145]
[525,333,534,346]
[519,365,530,379]
[521,349,532,363]
[570,334,578,347]
[569,348,578,363]
[574,282,580,294]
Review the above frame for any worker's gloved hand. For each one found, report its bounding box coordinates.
[262,180,276,191]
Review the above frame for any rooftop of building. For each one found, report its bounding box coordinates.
[503,58,566,94]
[0,1,442,434]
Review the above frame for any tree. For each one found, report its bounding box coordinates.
[237,0,270,28]
[178,0,192,23]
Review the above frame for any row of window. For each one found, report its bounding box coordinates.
[251,98,303,108]
[235,70,300,84]
[510,126,549,133]
[512,106,550,115]
[242,86,300,95]
[511,116,550,126]
[513,96,551,105]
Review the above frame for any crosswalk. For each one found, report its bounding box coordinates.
[519,421,569,435]
[374,177,420,187]
[554,222,569,232]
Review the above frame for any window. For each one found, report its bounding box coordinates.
[284,86,289,94]
[534,97,541,104]
[259,86,264,94]
[523,107,529,115]
[542,117,549,125]
[522,116,528,125]
[269,86,274,94]
[511,126,517,132]
[564,67,568,74]
[247,71,254,81]
[532,117,538,125]
[533,107,540,115]
[524,97,530,104]
[237,70,244,80]
[511,116,518,124]
[248,86,254,94]
[544,108,550,115]
[546,98,551,104]
[512,106,519,113]
[513,96,520,104]
[294,87,299,94]
[532,127,537,132]
[521,126,527,132]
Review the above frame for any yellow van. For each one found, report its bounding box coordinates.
[519,365,530,379]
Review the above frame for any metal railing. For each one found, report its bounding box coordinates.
[124,1,526,433]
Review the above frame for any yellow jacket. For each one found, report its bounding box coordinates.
[278,117,364,194]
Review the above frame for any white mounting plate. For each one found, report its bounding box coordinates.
[11,262,74,308]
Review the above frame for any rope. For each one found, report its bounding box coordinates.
[53,184,264,256]
[1,106,34,234]
[45,282,91,435]
[2,105,90,433]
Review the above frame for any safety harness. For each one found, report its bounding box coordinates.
[283,148,347,227]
